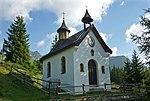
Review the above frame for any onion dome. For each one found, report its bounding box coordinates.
[82,9,93,24]
[57,18,70,33]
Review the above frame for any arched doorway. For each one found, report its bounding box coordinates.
[88,60,97,85]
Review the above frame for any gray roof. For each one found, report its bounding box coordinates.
[40,24,112,62]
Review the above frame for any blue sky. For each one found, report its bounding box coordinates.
[0,0,150,60]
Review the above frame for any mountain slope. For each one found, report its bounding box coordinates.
[30,51,42,60]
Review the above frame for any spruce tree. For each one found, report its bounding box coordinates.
[131,50,144,83]
[124,59,132,83]
[3,16,30,69]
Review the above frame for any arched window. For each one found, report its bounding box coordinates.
[80,63,84,72]
[47,62,51,77]
[61,56,66,74]
[102,65,105,74]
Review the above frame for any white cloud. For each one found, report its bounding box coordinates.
[120,1,125,6]
[0,0,35,21]
[111,47,118,56]
[69,27,78,37]
[46,32,57,40]
[0,0,114,26]
[99,32,112,43]
[125,23,144,43]
[0,31,2,35]
[37,32,58,50]
[37,40,45,47]
[125,13,150,43]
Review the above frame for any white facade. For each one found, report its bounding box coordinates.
[42,30,111,92]
[73,31,110,86]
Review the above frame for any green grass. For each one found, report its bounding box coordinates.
[0,65,50,101]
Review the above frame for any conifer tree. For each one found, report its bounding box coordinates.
[3,16,30,69]
[124,59,132,83]
[130,50,144,83]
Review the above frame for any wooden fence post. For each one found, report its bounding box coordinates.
[48,80,51,96]
[104,83,107,92]
[82,84,85,96]
[56,85,59,99]
[58,80,61,86]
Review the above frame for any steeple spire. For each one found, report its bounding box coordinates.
[82,8,93,29]
[57,12,70,40]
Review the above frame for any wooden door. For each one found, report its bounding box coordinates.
[88,60,97,85]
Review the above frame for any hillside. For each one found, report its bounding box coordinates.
[0,64,49,101]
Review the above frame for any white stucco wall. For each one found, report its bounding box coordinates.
[73,30,111,89]
[42,47,75,86]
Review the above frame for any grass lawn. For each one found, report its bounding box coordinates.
[0,65,50,101]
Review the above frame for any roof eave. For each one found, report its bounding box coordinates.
[91,24,112,54]
[40,44,76,62]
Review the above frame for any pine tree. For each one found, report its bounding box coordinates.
[124,59,132,83]
[130,50,144,83]
[3,16,30,69]
[131,8,150,65]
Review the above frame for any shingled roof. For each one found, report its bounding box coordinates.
[40,24,112,62]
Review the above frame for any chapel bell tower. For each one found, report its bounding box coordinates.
[57,13,70,40]
[82,9,93,29]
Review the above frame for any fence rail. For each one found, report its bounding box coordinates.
[55,83,150,100]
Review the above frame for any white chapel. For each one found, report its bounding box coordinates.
[40,9,112,92]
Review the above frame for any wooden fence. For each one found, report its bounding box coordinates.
[55,83,150,100]
[3,64,60,96]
